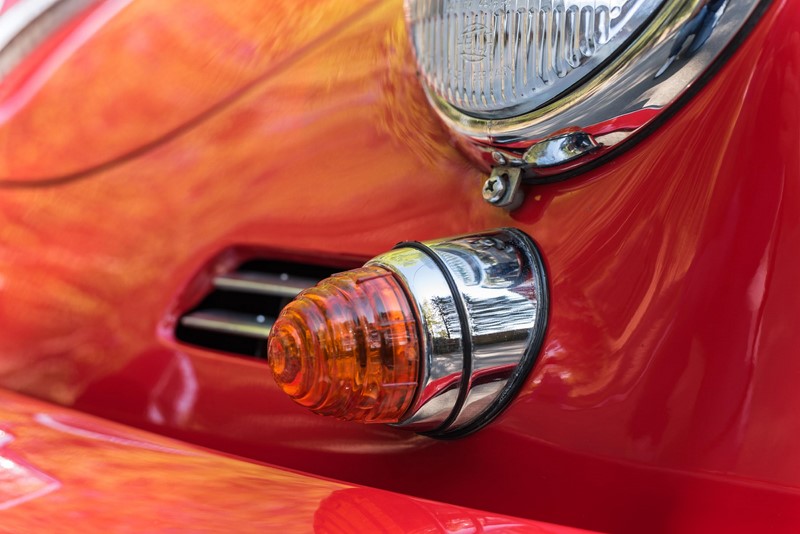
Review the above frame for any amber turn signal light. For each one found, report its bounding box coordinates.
[267,229,549,438]
[267,265,419,423]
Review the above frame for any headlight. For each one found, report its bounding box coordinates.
[405,0,768,192]
[408,0,662,118]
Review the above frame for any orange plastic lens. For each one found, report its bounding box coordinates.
[267,266,419,423]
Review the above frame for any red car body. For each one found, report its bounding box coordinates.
[0,0,798,532]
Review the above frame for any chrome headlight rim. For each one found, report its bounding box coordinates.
[407,0,773,181]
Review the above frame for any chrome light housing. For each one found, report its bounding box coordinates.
[406,0,769,181]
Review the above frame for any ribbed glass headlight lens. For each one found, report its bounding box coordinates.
[408,0,663,118]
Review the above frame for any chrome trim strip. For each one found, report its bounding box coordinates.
[0,0,94,81]
[212,271,316,298]
[180,310,273,339]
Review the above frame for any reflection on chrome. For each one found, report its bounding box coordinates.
[655,0,727,78]
[369,228,548,438]
[406,0,767,178]
[0,0,93,80]
[371,246,466,431]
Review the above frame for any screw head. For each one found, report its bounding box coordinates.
[482,175,507,204]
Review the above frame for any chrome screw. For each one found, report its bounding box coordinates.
[482,174,507,204]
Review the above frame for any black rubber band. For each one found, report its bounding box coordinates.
[433,228,549,439]
[392,240,474,438]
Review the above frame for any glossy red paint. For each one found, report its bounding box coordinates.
[0,0,798,532]
[0,0,379,180]
[0,389,587,533]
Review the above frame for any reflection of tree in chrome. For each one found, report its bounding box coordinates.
[421,296,461,342]
[655,0,727,78]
